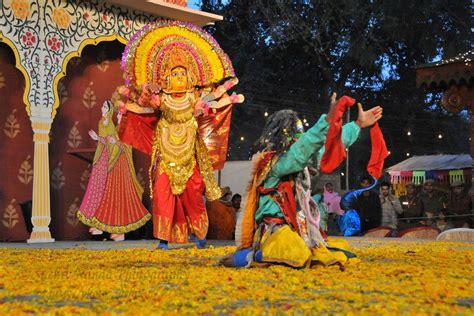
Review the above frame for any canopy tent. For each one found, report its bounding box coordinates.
[387,154,472,172]
[386,154,472,196]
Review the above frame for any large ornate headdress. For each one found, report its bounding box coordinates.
[121,20,235,88]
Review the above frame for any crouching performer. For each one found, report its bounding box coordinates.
[220,94,383,268]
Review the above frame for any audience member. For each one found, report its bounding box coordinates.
[355,176,382,233]
[432,209,454,232]
[206,187,236,240]
[446,181,472,228]
[379,181,403,230]
[419,179,446,225]
[398,182,424,230]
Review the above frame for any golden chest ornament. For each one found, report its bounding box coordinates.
[155,92,198,195]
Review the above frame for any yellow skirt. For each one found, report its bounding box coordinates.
[258,225,359,268]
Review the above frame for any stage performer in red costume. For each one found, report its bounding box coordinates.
[114,21,244,249]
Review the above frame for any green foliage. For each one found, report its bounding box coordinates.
[202,0,472,185]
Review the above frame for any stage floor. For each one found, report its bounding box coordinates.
[0,237,472,250]
[1,238,473,314]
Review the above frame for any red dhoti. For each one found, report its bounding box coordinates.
[153,165,208,243]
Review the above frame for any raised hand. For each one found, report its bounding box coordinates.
[213,77,239,99]
[325,92,338,123]
[355,103,383,128]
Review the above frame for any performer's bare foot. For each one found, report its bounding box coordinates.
[110,234,124,241]
[219,254,235,267]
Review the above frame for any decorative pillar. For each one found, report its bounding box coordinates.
[28,116,54,243]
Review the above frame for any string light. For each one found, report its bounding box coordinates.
[340,172,345,176]
[406,153,410,157]
[240,136,244,141]
[264,111,268,117]
[407,131,411,136]
[388,150,391,155]
[428,50,473,67]
[438,134,443,139]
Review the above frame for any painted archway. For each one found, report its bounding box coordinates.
[0,0,159,242]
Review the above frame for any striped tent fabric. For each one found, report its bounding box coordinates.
[449,169,464,184]
[412,171,425,185]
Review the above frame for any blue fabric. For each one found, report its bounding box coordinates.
[338,210,361,236]
[234,249,252,267]
[255,250,263,263]
[340,176,378,211]
[195,238,206,249]
[158,240,169,250]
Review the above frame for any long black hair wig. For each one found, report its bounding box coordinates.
[254,109,300,155]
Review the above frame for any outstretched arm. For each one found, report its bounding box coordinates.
[326,92,383,127]
[112,85,159,115]
[123,101,155,114]
[317,94,383,168]
[272,93,383,178]
[195,78,244,116]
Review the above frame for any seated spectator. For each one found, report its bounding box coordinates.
[398,182,424,230]
[379,181,403,230]
[232,193,242,211]
[419,179,446,224]
[446,181,472,228]
[323,182,343,215]
[432,209,454,232]
[232,193,242,240]
[322,182,343,236]
[355,175,382,233]
[206,187,237,240]
[312,189,329,233]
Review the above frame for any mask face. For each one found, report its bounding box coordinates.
[169,66,188,92]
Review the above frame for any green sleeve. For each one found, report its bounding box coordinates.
[270,114,329,180]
